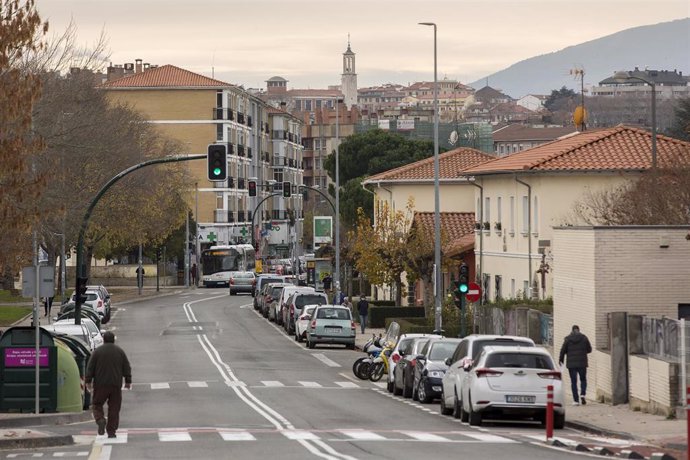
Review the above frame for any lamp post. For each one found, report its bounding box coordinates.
[335,97,342,304]
[419,21,442,333]
[614,70,657,170]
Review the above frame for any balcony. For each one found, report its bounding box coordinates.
[212,108,234,121]
[247,116,253,127]
[238,178,246,189]
[237,112,245,124]
[237,211,246,222]
[237,145,245,157]
[247,147,252,159]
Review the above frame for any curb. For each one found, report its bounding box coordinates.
[0,411,92,429]
[0,434,73,449]
[565,419,636,440]
[11,312,34,327]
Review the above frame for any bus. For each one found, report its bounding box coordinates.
[200,244,256,287]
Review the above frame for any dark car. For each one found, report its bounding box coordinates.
[413,338,462,403]
[392,336,433,398]
[253,275,287,309]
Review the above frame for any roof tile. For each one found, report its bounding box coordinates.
[99,65,233,88]
[413,212,476,252]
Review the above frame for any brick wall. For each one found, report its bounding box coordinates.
[593,350,612,401]
[629,355,650,402]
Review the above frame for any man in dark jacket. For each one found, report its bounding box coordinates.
[357,295,369,334]
[86,331,132,438]
[559,325,592,405]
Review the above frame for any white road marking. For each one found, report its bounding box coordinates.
[158,431,192,442]
[7,454,44,458]
[402,431,450,442]
[187,381,208,388]
[298,381,322,388]
[460,432,518,443]
[335,381,359,388]
[95,433,127,444]
[219,431,256,441]
[261,380,285,387]
[372,382,387,389]
[523,434,577,445]
[97,446,112,460]
[224,380,246,388]
[312,353,341,368]
[339,430,386,441]
[53,453,88,457]
[282,430,320,441]
[150,382,170,390]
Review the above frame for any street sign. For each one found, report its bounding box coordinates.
[466,282,481,303]
[21,266,55,298]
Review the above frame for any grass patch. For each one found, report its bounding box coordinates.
[0,290,32,303]
[0,306,33,326]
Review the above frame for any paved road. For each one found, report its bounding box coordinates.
[1,290,626,459]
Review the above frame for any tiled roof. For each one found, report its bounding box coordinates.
[413,212,476,252]
[493,124,577,142]
[365,147,495,183]
[288,89,342,97]
[99,65,233,88]
[462,125,690,175]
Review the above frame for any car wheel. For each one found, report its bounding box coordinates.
[418,378,432,404]
[386,378,394,393]
[393,375,403,396]
[230,290,236,296]
[452,392,462,419]
[412,380,419,401]
[554,412,565,429]
[308,338,316,349]
[468,394,482,426]
[459,395,469,423]
[402,374,413,399]
[346,343,355,350]
[440,391,453,415]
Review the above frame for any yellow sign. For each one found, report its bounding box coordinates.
[255,260,263,274]
[307,261,316,269]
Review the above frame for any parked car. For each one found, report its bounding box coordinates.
[87,285,111,319]
[294,305,317,342]
[56,304,102,329]
[254,275,288,309]
[229,271,256,295]
[68,289,109,322]
[392,336,434,398]
[283,290,326,334]
[460,346,565,428]
[306,305,356,349]
[386,333,442,393]
[274,285,308,326]
[53,317,104,348]
[263,283,291,319]
[440,334,535,418]
[412,338,461,403]
[43,322,97,352]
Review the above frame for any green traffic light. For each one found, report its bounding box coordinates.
[459,284,469,294]
[213,167,222,176]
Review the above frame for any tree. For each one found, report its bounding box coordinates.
[669,97,690,141]
[544,86,577,113]
[0,0,48,287]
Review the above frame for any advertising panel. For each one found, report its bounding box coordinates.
[313,216,333,245]
[396,119,415,131]
[4,348,49,367]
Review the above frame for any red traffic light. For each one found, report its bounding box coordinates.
[248,180,257,197]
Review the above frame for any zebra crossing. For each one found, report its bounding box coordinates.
[132,379,376,390]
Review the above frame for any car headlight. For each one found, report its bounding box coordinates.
[428,370,445,378]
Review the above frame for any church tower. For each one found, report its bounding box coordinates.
[341,37,358,109]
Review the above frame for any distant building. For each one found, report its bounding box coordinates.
[492,124,577,156]
[517,94,548,112]
[592,68,690,99]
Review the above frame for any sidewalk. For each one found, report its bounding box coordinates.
[0,286,187,449]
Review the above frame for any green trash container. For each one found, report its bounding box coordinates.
[54,335,91,409]
[55,340,83,412]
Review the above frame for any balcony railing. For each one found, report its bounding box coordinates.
[237,211,246,222]
[247,116,253,127]
[237,145,245,157]
[247,147,252,159]
[238,178,246,189]
[237,112,245,124]
[212,108,234,121]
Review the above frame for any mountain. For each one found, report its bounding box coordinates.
[470,18,690,98]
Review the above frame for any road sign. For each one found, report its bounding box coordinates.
[466,282,481,303]
[21,266,55,297]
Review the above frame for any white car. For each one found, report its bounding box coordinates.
[440,334,535,418]
[386,333,442,393]
[273,285,312,326]
[460,346,565,428]
[53,318,104,349]
[70,289,108,319]
[43,322,98,352]
[294,305,318,342]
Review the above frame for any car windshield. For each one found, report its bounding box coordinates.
[261,278,282,286]
[270,287,284,297]
[428,341,459,361]
[485,352,554,369]
[473,339,533,361]
[296,295,326,308]
[234,273,253,279]
[316,308,350,320]
[304,307,316,316]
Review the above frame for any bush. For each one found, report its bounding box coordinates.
[385,317,462,339]
[368,306,425,328]
[485,296,553,314]
[370,300,396,307]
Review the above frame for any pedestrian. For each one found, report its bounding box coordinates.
[191,263,198,286]
[558,325,592,406]
[357,295,369,334]
[322,273,332,293]
[342,296,353,314]
[86,331,132,438]
[135,266,145,288]
[43,296,54,318]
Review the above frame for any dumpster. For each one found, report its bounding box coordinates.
[0,327,58,412]
[54,335,91,409]
[55,340,83,412]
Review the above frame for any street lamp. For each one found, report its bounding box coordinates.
[335,97,343,304]
[613,70,657,170]
[419,21,442,333]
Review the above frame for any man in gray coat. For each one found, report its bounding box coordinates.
[558,325,592,405]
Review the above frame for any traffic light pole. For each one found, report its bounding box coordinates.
[298,185,336,213]
[250,193,282,251]
[74,154,205,324]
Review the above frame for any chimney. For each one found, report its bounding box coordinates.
[135,59,143,73]
[143,62,150,71]
[124,63,134,74]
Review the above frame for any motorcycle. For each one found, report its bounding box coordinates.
[352,334,382,380]
[367,339,395,382]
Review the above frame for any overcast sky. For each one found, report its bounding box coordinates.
[36,0,689,90]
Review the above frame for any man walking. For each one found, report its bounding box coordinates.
[559,325,592,406]
[357,295,369,334]
[86,331,132,438]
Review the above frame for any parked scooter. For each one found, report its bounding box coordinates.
[352,333,382,380]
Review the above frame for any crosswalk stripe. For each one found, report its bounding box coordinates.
[464,432,518,443]
[158,431,192,442]
[403,431,450,442]
[298,381,322,388]
[187,381,208,388]
[150,383,170,390]
[219,431,256,441]
[339,430,386,441]
[281,430,320,441]
[96,433,127,444]
[335,381,359,388]
[261,381,284,387]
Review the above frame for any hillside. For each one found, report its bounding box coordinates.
[470,18,690,98]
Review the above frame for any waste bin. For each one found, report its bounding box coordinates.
[55,340,82,412]
[0,327,58,412]
[54,335,91,409]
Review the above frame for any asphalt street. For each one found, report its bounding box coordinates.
[2,290,612,459]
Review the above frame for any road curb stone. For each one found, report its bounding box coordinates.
[0,433,73,449]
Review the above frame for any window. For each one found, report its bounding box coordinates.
[216,91,223,107]
[476,197,481,223]
[484,197,490,226]
[216,193,223,209]
[293,100,302,111]
[533,196,539,234]
[274,169,284,183]
[523,281,529,299]
[216,123,223,141]
[511,279,515,297]
[509,196,515,233]
[495,275,502,300]
[522,195,529,234]
[305,100,312,110]
[496,197,502,226]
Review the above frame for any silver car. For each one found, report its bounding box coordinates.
[306,305,355,350]
[229,271,256,295]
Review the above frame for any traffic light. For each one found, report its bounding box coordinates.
[75,276,88,304]
[283,181,291,198]
[458,263,470,294]
[248,180,257,197]
[207,144,227,181]
[156,248,161,261]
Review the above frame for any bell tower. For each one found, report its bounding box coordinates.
[341,36,357,109]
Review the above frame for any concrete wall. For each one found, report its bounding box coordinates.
[629,355,679,416]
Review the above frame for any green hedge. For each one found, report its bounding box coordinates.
[367,306,425,328]
[385,317,462,339]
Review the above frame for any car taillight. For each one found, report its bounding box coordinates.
[98,300,103,308]
[537,371,562,380]
[310,320,316,329]
[230,279,235,285]
[410,359,416,367]
[475,368,503,378]
[391,353,401,364]
[350,321,355,330]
